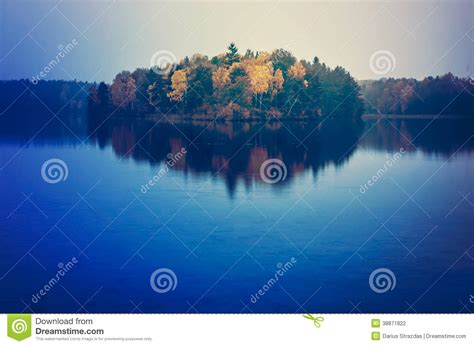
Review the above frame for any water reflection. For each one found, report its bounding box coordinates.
[0,109,472,313]
[88,117,364,193]
[1,108,472,194]
[85,115,474,193]
[359,118,474,156]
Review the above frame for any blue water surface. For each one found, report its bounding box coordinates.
[0,117,472,313]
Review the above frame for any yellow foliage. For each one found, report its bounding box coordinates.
[272,69,284,95]
[255,52,270,64]
[249,65,273,94]
[212,67,230,89]
[168,70,187,102]
[241,54,273,96]
[288,62,306,80]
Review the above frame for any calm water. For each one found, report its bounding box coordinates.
[0,114,472,313]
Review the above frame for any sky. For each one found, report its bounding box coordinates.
[0,0,473,82]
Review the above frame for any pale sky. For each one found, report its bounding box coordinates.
[1,0,473,82]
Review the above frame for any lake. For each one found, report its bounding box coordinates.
[0,114,472,313]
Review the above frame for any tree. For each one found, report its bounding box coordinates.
[168,70,188,102]
[110,71,136,109]
[244,49,255,59]
[225,42,240,65]
[249,65,272,95]
[212,67,231,89]
[185,62,213,111]
[400,84,414,113]
[271,49,296,74]
[147,77,171,111]
[131,68,155,112]
[244,55,273,109]
[97,82,109,106]
[271,69,284,97]
[288,62,306,80]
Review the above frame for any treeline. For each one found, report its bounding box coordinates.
[0,79,90,140]
[0,79,89,113]
[88,43,364,120]
[360,74,474,116]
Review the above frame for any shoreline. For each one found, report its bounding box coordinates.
[362,114,473,120]
[107,113,473,123]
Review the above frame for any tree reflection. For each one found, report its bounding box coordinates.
[88,115,364,193]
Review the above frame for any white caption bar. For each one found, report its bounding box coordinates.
[1,314,472,345]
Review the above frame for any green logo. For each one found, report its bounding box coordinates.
[7,314,32,341]
[372,331,380,341]
[372,319,380,327]
[303,314,324,328]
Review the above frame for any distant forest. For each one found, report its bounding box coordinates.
[0,44,473,120]
[361,74,473,116]
[0,79,88,114]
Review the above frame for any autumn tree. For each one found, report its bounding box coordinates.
[110,71,137,109]
[243,52,274,109]
[271,69,284,98]
[168,70,188,102]
[212,67,231,89]
[288,62,306,80]
[249,65,273,95]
